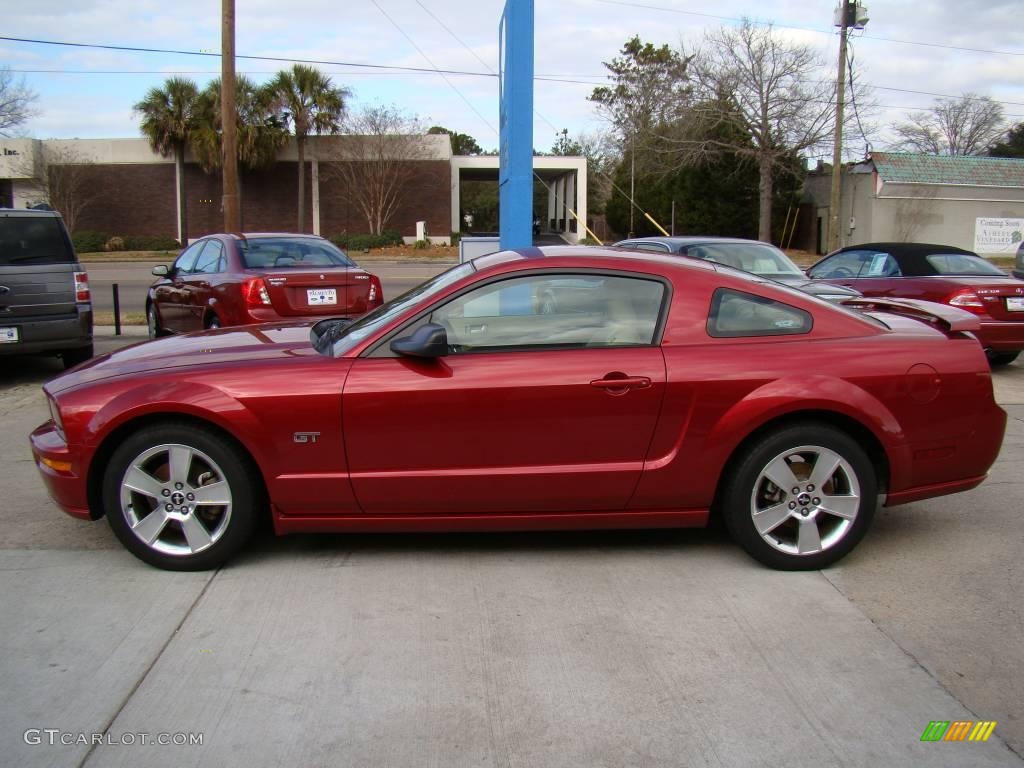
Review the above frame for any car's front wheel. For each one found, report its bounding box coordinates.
[721,423,877,570]
[102,423,258,570]
[147,303,165,339]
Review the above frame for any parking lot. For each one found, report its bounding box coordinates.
[2,325,1023,766]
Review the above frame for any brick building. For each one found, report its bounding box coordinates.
[0,136,588,246]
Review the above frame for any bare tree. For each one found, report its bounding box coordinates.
[659,22,840,242]
[16,145,94,233]
[326,106,438,235]
[892,186,937,242]
[0,67,38,137]
[891,93,1006,156]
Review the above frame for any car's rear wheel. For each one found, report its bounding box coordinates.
[206,315,221,330]
[61,344,94,369]
[102,423,258,570]
[987,350,1019,367]
[721,423,877,570]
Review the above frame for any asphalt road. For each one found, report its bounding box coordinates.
[84,260,454,315]
[2,339,1022,766]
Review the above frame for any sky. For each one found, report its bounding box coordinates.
[2,0,1023,159]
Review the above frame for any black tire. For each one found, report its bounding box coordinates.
[720,423,877,570]
[147,302,166,339]
[206,315,221,330]
[987,351,1019,367]
[61,344,94,369]
[102,422,259,570]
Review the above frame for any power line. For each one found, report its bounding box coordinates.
[589,0,1024,57]
[366,0,497,135]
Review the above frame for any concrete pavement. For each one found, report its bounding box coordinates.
[2,340,1022,767]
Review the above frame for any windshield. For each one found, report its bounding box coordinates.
[685,243,804,277]
[239,237,354,269]
[329,261,477,356]
[0,216,75,266]
[925,253,1008,277]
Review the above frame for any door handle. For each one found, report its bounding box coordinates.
[590,375,651,391]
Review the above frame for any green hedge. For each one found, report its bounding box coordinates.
[328,230,403,251]
[71,231,108,253]
[71,231,180,253]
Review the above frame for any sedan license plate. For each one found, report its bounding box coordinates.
[307,288,337,306]
[1007,297,1024,312]
[0,327,19,344]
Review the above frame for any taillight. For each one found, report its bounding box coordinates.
[368,275,382,303]
[946,288,985,314]
[73,271,90,303]
[244,278,271,307]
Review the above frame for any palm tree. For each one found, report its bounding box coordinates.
[269,65,348,232]
[191,76,287,174]
[134,77,200,244]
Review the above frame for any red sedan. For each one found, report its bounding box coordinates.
[807,242,1024,366]
[146,233,383,336]
[32,247,1006,571]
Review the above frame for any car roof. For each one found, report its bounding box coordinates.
[227,233,329,240]
[0,208,64,219]
[836,242,977,258]
[474,245,723,274]
[615,236,776,247]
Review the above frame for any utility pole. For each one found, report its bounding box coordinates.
[827,0,851,253]
[221,0,241,232]
[629,134,635,238]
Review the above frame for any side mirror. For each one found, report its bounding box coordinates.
[152,265,169,277]
[390,323,448,358]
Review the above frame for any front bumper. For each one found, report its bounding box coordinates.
[30,422,92,520]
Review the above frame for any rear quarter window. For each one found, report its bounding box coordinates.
[708,288,813,338]
[0,216,75,266]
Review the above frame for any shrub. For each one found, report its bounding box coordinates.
[579,236,602,246]
[450,231,461,246]
[71,231,108,253]
[123,235,180,251]
[328,230,405,251]
[104,236,126,251]
[413,239,430,250]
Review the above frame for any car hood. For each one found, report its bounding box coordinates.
[773,275,862,300]
[48,322,319,393]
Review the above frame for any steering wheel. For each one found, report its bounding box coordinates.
[828,267,854,278]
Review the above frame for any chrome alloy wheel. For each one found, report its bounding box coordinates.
[119,443,233,556]
[749,445,860,557]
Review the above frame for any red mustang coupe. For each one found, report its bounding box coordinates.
[807,242,1024,366]
[146,233,383,336]
[32,247,1006,571]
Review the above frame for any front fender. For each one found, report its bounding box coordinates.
[85,379,277,471]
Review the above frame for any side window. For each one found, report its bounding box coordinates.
[193,240,224,274]
[173,241,205,274]
[633,243,670,253]
[708,289,812,338]
[429,274,665,352]
[808,250,882,279]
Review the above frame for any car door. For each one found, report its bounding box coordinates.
[182,239,225,329]
[341,271,669,515]
[153,241,204,332]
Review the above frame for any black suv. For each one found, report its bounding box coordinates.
[0,209,93,369]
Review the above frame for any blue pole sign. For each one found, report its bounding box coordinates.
[498,0,534,252]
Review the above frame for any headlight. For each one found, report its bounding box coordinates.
[46,395,65,440]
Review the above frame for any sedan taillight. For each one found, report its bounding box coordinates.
[73,271,90,303]
[244,278,271,307]
[368,275,382,304]
[946,288,985,314]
